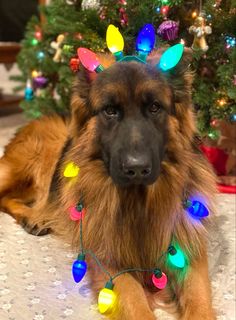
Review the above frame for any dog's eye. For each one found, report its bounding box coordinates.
[103,106,119,118]
[148,102,161,114]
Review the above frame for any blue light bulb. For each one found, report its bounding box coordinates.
[72,255,87,283]
[186,200,209,219]
[159,44,184,71]
[24,87,34,101]
[136,24,156,54]
[168,245,185,268]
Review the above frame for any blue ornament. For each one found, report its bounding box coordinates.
[72,255,87,283]
[24,87,34,101]
[185,200,209,219]
[136,24,156,54]
[37,51,45,60]
[230,114,236,122]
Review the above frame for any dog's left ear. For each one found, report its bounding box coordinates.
[166,47,193,103]
[148,47,193,103]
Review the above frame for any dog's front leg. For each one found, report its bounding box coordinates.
[179,254,216,320]
[110,273,156,320]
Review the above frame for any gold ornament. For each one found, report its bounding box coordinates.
[50,34,65,62]
[189,16,212,52]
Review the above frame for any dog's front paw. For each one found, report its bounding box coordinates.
[20,217,51,236]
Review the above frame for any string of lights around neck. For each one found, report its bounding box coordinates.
[64,161,209,316]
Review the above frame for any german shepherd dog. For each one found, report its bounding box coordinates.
[0,50,216,319]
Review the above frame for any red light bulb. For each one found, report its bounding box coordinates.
[152,269,167,289]
[77,48,104,73]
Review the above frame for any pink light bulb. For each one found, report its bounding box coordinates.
[152,270,167,290]
[69,206,85,221]
[77,48,103,73]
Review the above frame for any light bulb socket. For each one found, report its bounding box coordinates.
[105,280,114,290]
[168,245,177,256]
[77,253,86,261]
[137,51,149,62]
[114,51,124,61]
[76,202,83,212]
[95,64,105,73]
[154,269,162,278]
[183,199,192,209]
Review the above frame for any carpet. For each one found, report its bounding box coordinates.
[0,114,235,320]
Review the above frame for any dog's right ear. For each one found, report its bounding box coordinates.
[70,66,95,136]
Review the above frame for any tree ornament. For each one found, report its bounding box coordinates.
[119,7,128,26]
[225,36,236,49]
[24,80,34,101]
[37,51,45,60]
[210,119,219,128]
[152,269,168,289]
[230,114,236,122]
[50,34,65,62]
[74,33,83,40]
[72,254,87,283]
[160,5,170,17]
[81,0,100,10]
[157,20,179,41]
[31,70,39,78]
[63,44,74,53]
[208,128,220,140]
[31,38,38,46]
[34,29,42,41]
[70,57,80,72]
[33,76,48,89]
[189,16,212,52]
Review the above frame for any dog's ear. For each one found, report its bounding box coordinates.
[70,66,94,136]
[70,53,116,137]
[148,47,193,103]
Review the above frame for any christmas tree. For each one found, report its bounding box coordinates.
[14,0,236,134]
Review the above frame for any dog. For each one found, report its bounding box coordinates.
[0,49,216,320]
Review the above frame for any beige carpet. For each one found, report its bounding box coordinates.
[0,114,235,320]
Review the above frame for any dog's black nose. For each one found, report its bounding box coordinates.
[122,155,151,180]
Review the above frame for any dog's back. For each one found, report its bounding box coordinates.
[0,115,68,227]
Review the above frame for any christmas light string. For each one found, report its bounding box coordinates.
[64,161,210,316]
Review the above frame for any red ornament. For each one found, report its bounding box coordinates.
[70,57,80,72]
[74,33,83,40]
[161,5,170,16]
[210,119,219,128]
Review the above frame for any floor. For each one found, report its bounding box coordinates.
[0,114,235,320]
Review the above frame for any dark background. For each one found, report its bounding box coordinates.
[0,0,39,42]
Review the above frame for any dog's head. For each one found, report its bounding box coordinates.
[71,49,193,187]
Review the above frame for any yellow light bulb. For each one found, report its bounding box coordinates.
[63,162,80,178]
[98,288,117,315]
[31,70,39,78]
[106,24,124,59]
[192,11,197,18]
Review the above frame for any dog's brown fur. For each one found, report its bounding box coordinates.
[0,52,216,319]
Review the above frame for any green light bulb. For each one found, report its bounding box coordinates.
[31,38,39,46]
[168,245,185,268]
[159,44,184,71]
